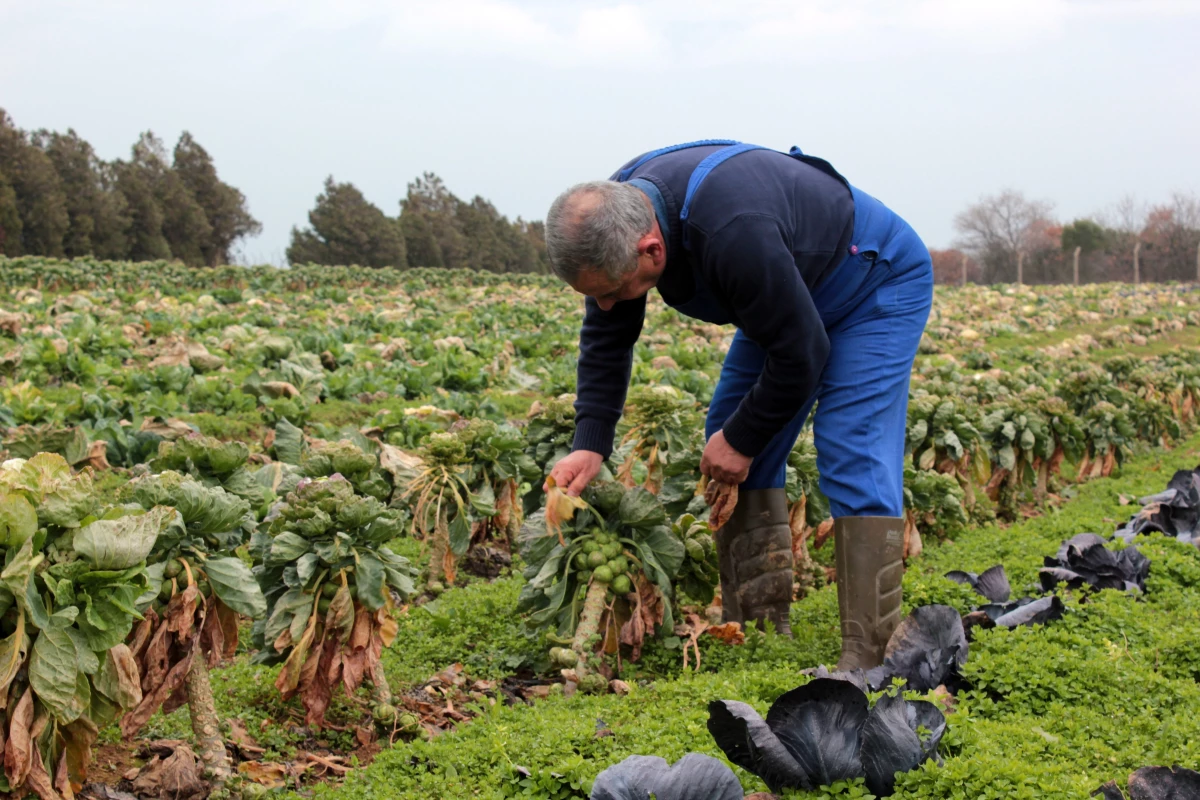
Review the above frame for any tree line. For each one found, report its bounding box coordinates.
[287,172,548,273]
[0,109,260,266]
[934,189,1200,285]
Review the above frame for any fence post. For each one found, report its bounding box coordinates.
[1133,241,1141,284]
[1017,251,1024,285]
[961,252,968,287]
[1073,246,1081,286]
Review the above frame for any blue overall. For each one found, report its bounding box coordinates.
[619,141,933,519]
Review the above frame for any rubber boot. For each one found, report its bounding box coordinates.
[834,516,905,670]
[714,488,793,637]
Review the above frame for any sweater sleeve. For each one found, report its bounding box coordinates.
[572,294,647,458]
[702,214,831,457]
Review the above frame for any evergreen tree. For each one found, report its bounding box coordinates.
[287,176,406,268]
[399,173,466,269]
[111,150,171,263]
[173,132,261,265]
[0,168,22,257]
[0,110,69,256]
[127,133,211,266]
[34,128,131,258]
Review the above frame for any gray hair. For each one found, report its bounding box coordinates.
[545,180,654,285]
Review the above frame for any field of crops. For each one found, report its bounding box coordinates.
[3,254,1200,800]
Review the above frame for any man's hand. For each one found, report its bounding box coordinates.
[546,450,604,497]
[701,430,753,485]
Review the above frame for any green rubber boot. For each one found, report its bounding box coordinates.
[834,516,905,670]
[715,488,794,637]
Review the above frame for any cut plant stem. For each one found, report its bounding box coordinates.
[369,662,394,706]
[186,656,231,790]
[571,580,609,666]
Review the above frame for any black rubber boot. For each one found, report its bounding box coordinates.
[714,488,794,637]
[834,516,905,670]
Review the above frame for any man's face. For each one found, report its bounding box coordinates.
[572,254,660,311]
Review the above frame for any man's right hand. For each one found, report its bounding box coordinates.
[545,450,604,497]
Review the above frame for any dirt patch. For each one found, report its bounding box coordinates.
[87,743,145,787]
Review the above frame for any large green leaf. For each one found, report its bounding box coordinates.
[273,419,306,465]
[449,512,471,557]
[205,557,268,619]
[264,588,313,647]
[73,506,171,570]
[356,552,387,610]
[637,525,686,579]
[0,491,37,549]
[998,444,1017,471]
[30,625,85,723]
[269,532,311,563]
[619,488,668,530]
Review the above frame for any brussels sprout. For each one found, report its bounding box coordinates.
[582,540,601,555]
[601,542,622,560]
[398,712,421,731]
[322,582,339,598]
[573,552,590,570]
[579,673,609,694]
[595,532,612,546]
[158,583,173,603]
[373,703,398,723]
[579,570,593,584]
[164,558,184,579]
[555,648,579,667]
[593,566,614,584]
[196,580,211,598]
[318,597,332,614]
[427,580,446,596]
[608,556,629,576]
[587,550,608,569]
[611,574,632,595]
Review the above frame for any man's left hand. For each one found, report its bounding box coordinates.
[701,430,753,485]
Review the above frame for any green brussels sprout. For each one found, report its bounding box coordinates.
[601,542,622,560]
[373,703,398,723]
[582,540,601,555]
[573,552,590,570]
[163,558,184,579]
[579,570,593,584]
[318,597,332,614]
[587,551,608,569]
[579,673,608,694]
[594,531,612,546]
[322,582,340,598]
[608,556,629,576]
[427,580,446,596]
[592,566,614,584]
[611,574,632,595]
[555,648,579,667]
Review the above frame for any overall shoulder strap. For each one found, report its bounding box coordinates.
[680,143,771,248]
[616,139,742,182]
[786,145,851,191]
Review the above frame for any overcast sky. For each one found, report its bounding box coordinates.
[2,0,1198,265]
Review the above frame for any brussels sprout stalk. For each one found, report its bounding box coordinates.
[186,656,232,791]
[571,580,609,668]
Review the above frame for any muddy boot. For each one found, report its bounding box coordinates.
[715,488,794,637]
[834,516,905,671]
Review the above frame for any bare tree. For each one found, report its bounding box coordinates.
[954,189,1056,283]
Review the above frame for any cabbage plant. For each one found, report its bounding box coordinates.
[516,481,717,692]
[707,677,947,796]
[253,475,417,728]
[0,455,163,798]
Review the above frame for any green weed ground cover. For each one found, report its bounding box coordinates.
[196,437,1200,800]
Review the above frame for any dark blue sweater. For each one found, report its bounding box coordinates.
[573,145,855,459]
